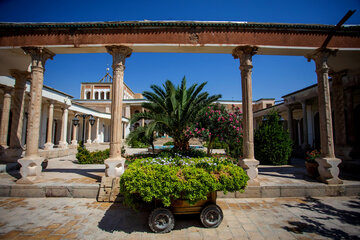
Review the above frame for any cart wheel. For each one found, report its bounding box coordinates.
[200,204,223,228]
[148,208,175,233]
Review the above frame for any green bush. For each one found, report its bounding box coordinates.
[254,110,292,165]
[120,156,249,210]
[163,141,174,146]
[129,140,149,148]
[203,137,227,149]
[76,146,110,164]
[225,137,243,159]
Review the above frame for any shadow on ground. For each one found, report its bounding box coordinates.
[43,168,102,182]
[98,202,203,234]
[282,197,360,239]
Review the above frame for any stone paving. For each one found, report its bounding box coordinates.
[0,196,359,239]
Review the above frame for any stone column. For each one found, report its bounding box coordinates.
[232,46,259,186]
[105,45,132,177]
[286,105,294,141]
[18,47,55,183]
[59,106,69,149]
[141,108,145,127]
[345,89,355,145]
[86,120,92,144]
[307,49,342,184]
[330,71,351,160]
[0,87,12,148]
[94,117,100,143]
[44,101,55,150]
[71,123,77,146]
[301,101,308,147]
[9,70,29,151]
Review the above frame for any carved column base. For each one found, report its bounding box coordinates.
[71,140,78,146]
[0,148,23,163]
[58,141,68,149]
[335,145,352,161]
[316,157,343,184]
[86,139,92,144]
[104,158,125,177]
[239,158,260,186]
[44,142,54,150]
[17,156,44,184]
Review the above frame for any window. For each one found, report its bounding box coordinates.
[86,91,91,100]
[95,92,99,100]
[101,92,105,100]
[106,92,110,100]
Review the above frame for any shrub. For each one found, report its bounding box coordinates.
[128,139,149,148]
[225,137,243,159]
[203,137,227,149]
[76,146,125,164]
[120,156,248,210]
[254,110,292,165]
[163,141,174,146]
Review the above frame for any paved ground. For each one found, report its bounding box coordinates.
[1,150,359,187]
[0,196,359,239]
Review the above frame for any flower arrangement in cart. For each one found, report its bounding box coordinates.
[120,78,249,233]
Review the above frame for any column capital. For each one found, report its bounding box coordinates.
[1,86,13,95]
[232,46,258,58]
[306,48,337,73]
[22,47,55,70]
[10,69,31,83]
[47,100,55,106]
[232,46,258,71]
[329,69,347,84]
[106,45,132,57]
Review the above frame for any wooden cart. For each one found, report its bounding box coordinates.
[148,192,223,233]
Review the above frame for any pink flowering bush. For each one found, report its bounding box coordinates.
[185,104,243,157]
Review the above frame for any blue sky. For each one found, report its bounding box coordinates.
[0,0,359,101]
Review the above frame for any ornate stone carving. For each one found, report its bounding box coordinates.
[307,48,342,184]
[233,46,259,185]
[22,47,55,70]
[17,47,55,183]
[104,45,132,178]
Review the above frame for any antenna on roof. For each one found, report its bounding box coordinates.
[99,65,113,83]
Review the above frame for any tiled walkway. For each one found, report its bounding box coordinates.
[0,196,359,239]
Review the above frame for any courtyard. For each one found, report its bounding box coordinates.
[0,196,359,240]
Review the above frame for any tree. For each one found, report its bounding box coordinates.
[254,110,293,165]
[126,126,155,152]
[185,104,243,157]
[131,77,221,151]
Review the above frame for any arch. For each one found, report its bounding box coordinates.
[106,92,110,100]
[101,92,105,100]
[86,91,91,100]
[95,92,99,100]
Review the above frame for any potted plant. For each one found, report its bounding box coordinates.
[120,155,249,233]
[305,150,320,178]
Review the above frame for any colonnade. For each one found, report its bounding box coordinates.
[0,45,343,185]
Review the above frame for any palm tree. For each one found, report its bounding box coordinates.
[126,126,157,153]
[131,77,221,151]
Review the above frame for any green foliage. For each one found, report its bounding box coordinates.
[306,149,320,163]
[225,137,243,159]
[186,104,243,156]
[130,77,221,151]
[254,110,292,165]
[203,137,227,149]
[120,156,248,209]
[163,141,174,146]
[76,145,110,164]
[126,127,151,148]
